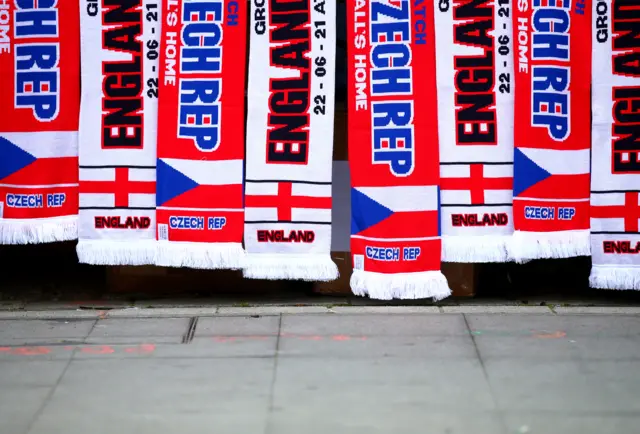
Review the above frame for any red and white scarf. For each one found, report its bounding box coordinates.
[77,0,159,265]
[590,0,640,289]
[511,0,591,262]
[155,0,246,269]
[435,0,515,263]
[0,0,79,244]
[243,0,339,281]
[347,0,450,300]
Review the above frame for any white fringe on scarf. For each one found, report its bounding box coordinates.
[590,266,640,291]
[350,270,451,301]
[442,235,512,263]
[156,242,245,270]
[243,254,339,281]
[77,239,156,266]
[0,216,77,244]
[510,229,590,263]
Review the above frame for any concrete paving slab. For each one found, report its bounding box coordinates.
[473,334,640,360]
[0,387,51,434]
[107,307,219,318]
[37,358,273,417]
[0,319,95,343]
[466,313,640,338]
[195,315,280,336]
[273,357,495,411]
[330,306,441,314]
[483,359,629,412]
[28,412,266,434]
[442,305,553,314]
[267,410,505,434]
[87,318,190,340]
[587,360,640,412]
[0,310,101,319]
[281,314,469,337]
[278,335,477,359]
[554,306,640,315]
[503,413,640,434]
[217,306,330,315]
[0,361,69,387]
[83,336,184,345]
[70,337,278,360]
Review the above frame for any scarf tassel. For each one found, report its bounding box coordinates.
[350,270,451,301]
[156,242,245,270]
[243,254,339,281]
[0,216,77,245]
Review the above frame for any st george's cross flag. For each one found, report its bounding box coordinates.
[243,0,339,281]
[155,0,247,269]
[435,0,515,262]
[511,0,592,262]
[590,0,640,290]
[347,0,451,300]
[77,0,160,265]
[0,0,80,244]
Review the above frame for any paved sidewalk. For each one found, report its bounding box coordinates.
[2,309,640,434]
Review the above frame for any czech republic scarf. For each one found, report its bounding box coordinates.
[77,0,159,265]
[435,0,515,262]
[155,0,246,269]
[347,0,451,300]
[243,0,339,281]
[0,1,79,244]
[590,0,640,289]
[511,0,591,262]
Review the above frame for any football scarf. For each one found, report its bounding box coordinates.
[435,0,515,263]
[243,0,339,281]
[0,1,79,244]
[77,0,159,265]
[347,0,451,300]
[511,0,591,262]
[155,0,246,269]
[590,0,640,289]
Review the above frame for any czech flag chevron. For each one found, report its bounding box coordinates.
[347,0,450,300]
[0,1,80,244]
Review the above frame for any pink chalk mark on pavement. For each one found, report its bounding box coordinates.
[124,344,156,354]
[533,331,567,339]
[80,345,115,354]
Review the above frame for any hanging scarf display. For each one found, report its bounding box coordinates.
[243,0,339,281]
[0,1,80,244]
[347,0,450,300]
[155,0,246,269]
[590,0,640,289]
[77,0,159,265]
[511,0,591,262]
[435,0,515,263]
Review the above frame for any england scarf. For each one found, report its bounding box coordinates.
[77,0,159,265]
[0,1,79,244]
[435,0,515,263]
[243,0,339,281]
[590,0,640,289]
[155,0,246,269]
[347,0,451,300]
[511,0,591,262]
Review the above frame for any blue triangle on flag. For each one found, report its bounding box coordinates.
[351,188,394,235]
[156,159,199,206]
[513,148,552,197]
[0,136,36,180]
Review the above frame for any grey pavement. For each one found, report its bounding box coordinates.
[1,310,640,434]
